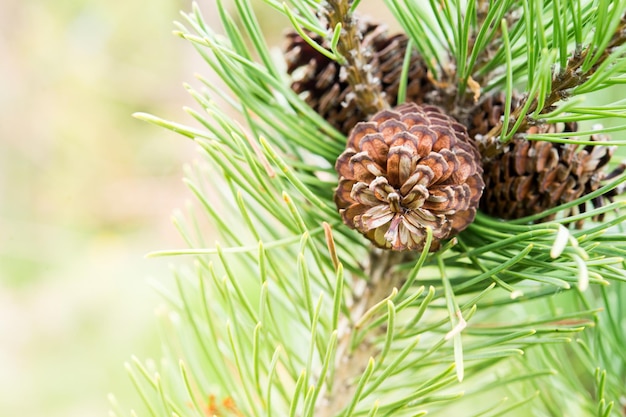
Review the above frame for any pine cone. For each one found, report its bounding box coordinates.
[285,20,433,135]
[467,92,523,140]
[334,103,484,251]
[467,92,618,225]
[480,128,616,225]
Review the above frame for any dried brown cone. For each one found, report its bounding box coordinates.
[480,124,616,225]
[466,91,619,225]
[334,103,484,252]
[464,91,528,158]
[467,92,524,140]
[285,20,433,135]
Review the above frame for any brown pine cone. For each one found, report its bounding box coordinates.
[467,91,617,225]
[334,103,484,251]
[480,128,616,224]
[463,92,524,162]
[467,92,524,140]
[285,20,433,135]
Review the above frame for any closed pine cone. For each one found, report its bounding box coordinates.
[481,129,615,223]
[468,92,616,224]
[334,103,484,251]
[467,91,523,140]
[285,20,433,135]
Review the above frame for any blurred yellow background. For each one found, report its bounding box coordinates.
[0,1,396,415]
[0,0,202,415]
[7,0,623,415]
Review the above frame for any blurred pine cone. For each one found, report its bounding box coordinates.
[469,91,617,224]
[467,92,523,140]
[334,103,484,251]
[285,20,433,135]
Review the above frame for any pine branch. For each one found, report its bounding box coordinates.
[485,12,626,141]
[316,249,413,416]
[322,0,388,115]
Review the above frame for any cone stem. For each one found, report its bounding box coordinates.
[323,0,388,116]
[315,249,410,416]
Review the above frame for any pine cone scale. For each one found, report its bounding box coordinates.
[360,205,395,230]
[451,150,477,183]
[386,146,416,188]
[410,127,436,155]
[360,135,389,164]
[352,183,380,206]
[351,152,384,180]
[399,166,434,196]
[466,175,484,204]
[401,184,428,209]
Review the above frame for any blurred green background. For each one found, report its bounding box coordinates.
[0,0,204,415]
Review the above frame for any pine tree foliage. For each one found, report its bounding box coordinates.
[115,1,626,416]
